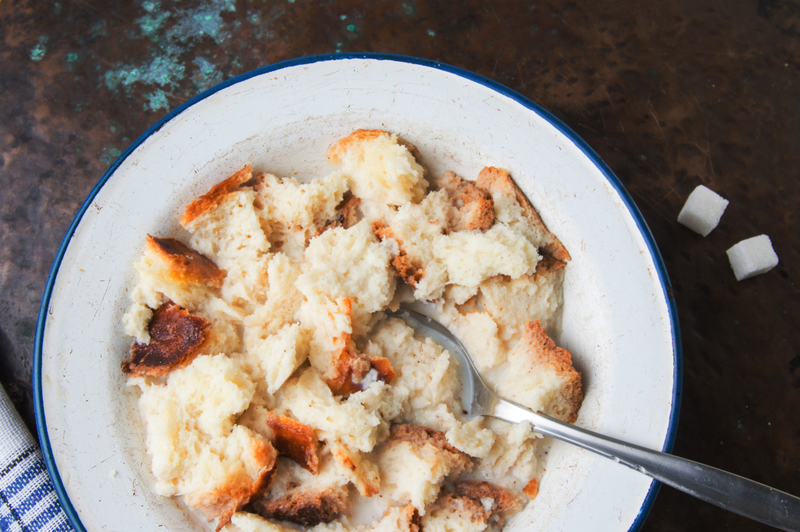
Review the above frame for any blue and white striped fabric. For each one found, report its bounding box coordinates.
[0,384,73,532]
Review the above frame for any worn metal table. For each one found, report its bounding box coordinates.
[1,1,798,530]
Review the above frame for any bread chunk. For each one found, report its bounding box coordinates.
[422,493,490,532]
[476,166,570,262]
[420,482,518,532]
[182,165,255,226]
[145,235,226,288]
[250,483,348,527]
[256,171,349,235]
[330,441,381,497]
[373,504,421,532]
[377,424,473,515]
[278,368,393,453]
[182,166,271,307]
[327,129,428,207]
[436,170,495,231]
[480,256,566,344]
[264,412,320,474]
[122,236,225,343]
[380,188,540,299]
[248,452,350,527]
[122,301,209,377]
[132,354,277,530]
[505,321,582,423]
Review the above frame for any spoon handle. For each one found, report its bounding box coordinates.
[492,397,800,532]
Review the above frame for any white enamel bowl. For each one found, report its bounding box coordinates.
[34,54,681,532]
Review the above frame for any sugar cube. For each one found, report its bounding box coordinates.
[726,235,779,281]
[677,185,729,236]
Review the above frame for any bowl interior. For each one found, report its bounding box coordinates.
[37,56,678,532]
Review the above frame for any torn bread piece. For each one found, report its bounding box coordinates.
[327,129,429,209]
[296,220,396,337]
[122,301,209,377]
[436,170,495,232]
[377,424,473,515]
[182,165,272,308]
[300,297,395,397]
[131,354,277,531]
[421,481,521,532]
[505,321,582,423]
[479,256,566,344]
[242,322,310,396]
[248,452,350,527]
[476,166,570,263]
[256,171,349,237]
[278,367,396,453]
[377,185,541,299]
[330,440,381,497]
[264,412,320,474]
[122,235,225,343]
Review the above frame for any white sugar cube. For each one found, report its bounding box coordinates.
[677,185,729,236]
[726,235,779,281]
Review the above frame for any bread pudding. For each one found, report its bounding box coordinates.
[121,129,582,531]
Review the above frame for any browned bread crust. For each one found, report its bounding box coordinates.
[330,442,381,497]
[427,481,519,529]
[181,165,253,226]
[476,166,571,262]
[391,504,422,531]
[145,235,225,288]
[323,298,396,397]
[433,493,488,524]
[122,301,209,377]
[437,170,495,231]
[249,482,349,527]
[372,220,426,288]
[389,424,470,463]
[517,320,582,423]
[201,437,278,531]
[523,477,539,499]
[326,129,389,163]
[454,480,521,514]
[264,412,320,474]
[315,193,362,237]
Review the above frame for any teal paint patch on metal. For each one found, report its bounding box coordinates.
[99,148,123,166]
[105,53,186,90]
[91,20,109,38]
[137,11,171,36]
[192,57,223,90]
[102,0,243,110]
[144,90,170,112]
[30,36,48,62]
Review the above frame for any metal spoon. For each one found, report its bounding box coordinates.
[387,306,800,532]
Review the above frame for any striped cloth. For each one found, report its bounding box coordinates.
[0,384,74,532]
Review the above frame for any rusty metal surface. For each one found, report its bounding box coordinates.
[1,1,798,530]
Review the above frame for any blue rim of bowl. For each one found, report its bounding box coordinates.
[33,52,682,532]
